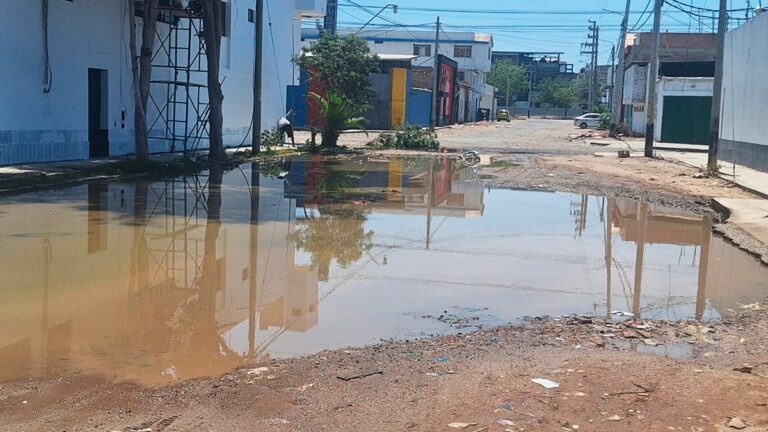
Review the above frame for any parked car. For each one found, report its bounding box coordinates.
[574,113,601,129]
[497,109,512,122]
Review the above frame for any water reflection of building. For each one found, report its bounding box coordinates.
[0,169,320,384]
[607,199,767,320]
[0,157,484,385]
[285,156,485,218]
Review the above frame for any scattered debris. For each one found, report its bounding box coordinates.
[448,421,478,429]
[336,368,383,381]
[298,383,315,392]
[733,363,768,378]
[246,367,270,377]
[606,415,623,421]
[622,329,641,339]
[496,419,514,426]
[611,311,635,317]
[589,336,605,347]
[643,339,661,347]
[740,303,763,311]
[618,150,630,159]
[262,419,290,425]
[531,378,560,389]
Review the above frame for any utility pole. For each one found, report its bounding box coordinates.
[582,21,599,110]
[612,0,632,134]
[252,0,264,154]
[608,45,616,112]
[430,17,441,131]
[592,25,600,110]
[644,0,663,158]
[708,0,728,170]
[324,0,338,35]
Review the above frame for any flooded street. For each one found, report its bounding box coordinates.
[1,156,766,386]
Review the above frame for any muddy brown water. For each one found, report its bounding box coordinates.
[0,156,766,386]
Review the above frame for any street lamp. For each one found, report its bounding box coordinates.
[355,4,398,34]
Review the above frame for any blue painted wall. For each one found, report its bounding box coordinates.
[406,89,432,127]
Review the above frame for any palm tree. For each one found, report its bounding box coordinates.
[307,92,367,148]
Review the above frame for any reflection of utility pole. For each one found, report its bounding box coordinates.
[632,203,648,318]
[248,163,260,358]
[426,159,433,250]
[695,216,712,321]
[605,198,613,319]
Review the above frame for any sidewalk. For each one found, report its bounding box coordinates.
[587,137,768,248]
[656,150,768,247]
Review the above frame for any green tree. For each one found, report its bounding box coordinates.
[538,78,577,111]
[487,60,529,106]
[295,32,380,108]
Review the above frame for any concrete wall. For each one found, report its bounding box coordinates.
[655,77,714,142]
[0,0,324,166]
[720,12,768,171]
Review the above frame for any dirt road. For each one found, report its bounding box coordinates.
[3,307,767,431]
[3,121,768,432]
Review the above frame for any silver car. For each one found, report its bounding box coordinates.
[574,113,602,129]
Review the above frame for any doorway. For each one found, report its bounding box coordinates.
[88,68,109,158]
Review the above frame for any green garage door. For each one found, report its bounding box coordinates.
[660,96,712,145]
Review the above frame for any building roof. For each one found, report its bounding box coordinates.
[377,54,419,61]
[302,28,493,45]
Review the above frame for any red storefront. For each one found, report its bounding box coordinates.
[436,55,458,126]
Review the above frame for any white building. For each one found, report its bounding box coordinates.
[0,0,326,166]
[301,28,493,122]
[720,11,768,172]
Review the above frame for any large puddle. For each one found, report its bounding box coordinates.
[1,155,766,385]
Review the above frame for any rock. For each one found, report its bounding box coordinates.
[726,417,747,429]
[607,415,623,421]
[642,339,661,347]
[589,336,605,347]
[622,329,641,339]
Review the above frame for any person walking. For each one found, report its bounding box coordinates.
[277,108,295,146]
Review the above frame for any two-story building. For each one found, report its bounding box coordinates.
[301,28,494,123]
[619,32,716,137]
[0,0,327,166]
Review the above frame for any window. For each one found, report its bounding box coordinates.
[221,1,229,37]
[248,8,254,23]
[454,45,472,58]
[457,71,466,82]
[413,44,432,57]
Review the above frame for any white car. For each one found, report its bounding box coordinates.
[574,113,602,129]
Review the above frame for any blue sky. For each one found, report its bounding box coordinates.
[330,0,757,68]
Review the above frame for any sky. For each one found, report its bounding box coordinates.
[325,0,759,68]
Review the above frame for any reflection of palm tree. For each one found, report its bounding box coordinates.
[294,164,375,275]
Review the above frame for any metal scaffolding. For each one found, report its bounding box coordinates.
[148,5,210,155]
